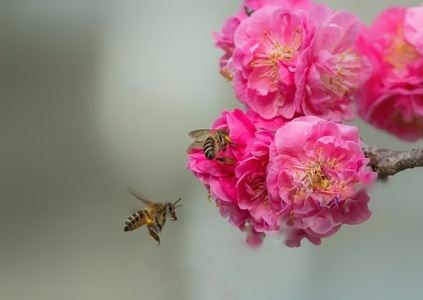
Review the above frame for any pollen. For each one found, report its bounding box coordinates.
[288,209,295,225]
[322,49,360,98]
[249,28,301,87]
[248,176,269,210]
[293,150,348,208]
[385,28,419,69]
[298,162,330,192]
[249,177,267,201]
[220,67,233,81]
[263,196,270,209]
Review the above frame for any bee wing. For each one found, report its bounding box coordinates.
[127,187,154,206]
[186,140,204,153]
[187,129,211,154]
[188,129,212,138]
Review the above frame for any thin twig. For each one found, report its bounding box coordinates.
[363,144,423,178]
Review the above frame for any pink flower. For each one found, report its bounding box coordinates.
[236,130,279,233]
[295,6,372,122]
[213,17,242,81]
[187,109,260,245]
[187,109,280,247]
[187,109,256,202]
[267,116,377,247]
[232,6,306,120]
[355,6,423,142]
[213,0,314,81]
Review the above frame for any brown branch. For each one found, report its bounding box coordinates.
[362,145,423,178]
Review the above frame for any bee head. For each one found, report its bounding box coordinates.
[166,198,182,221]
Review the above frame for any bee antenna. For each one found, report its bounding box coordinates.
[174,198,182,206]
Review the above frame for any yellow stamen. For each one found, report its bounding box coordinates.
[385,25,419,69]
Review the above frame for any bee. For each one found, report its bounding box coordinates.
[187,129,234,161]
[124,187,182,246]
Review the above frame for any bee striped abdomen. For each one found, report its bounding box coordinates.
[203,136,217,159]
[124,210,148,232]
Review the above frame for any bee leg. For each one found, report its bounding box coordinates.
[147,224,161,246]
[216,157,234,164]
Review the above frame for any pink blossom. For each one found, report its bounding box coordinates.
[187,109,260,245]
[295,7,372,122]
[213,0,314,81]
[232,6,306,120]
[267,116,376,247]
[213,17,242,81]
[355,6,423,141]
[187,109,279,247]
[236,130,279,233]
[187,109,256,202]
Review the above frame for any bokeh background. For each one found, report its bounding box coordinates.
[2,0,423,299]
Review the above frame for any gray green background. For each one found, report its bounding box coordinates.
[2,0,423,299]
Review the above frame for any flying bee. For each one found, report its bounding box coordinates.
[124,187,182,246]
[187,129,235,161]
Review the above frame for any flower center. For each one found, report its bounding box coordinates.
[249,176,266,199]
[385,26,419,69]
[250,29,302,87]
[320,50,360,98]
[293,150,349,208]
[248,176,270,208]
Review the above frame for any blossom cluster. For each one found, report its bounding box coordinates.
[188,109,376,247]
[213,0,371,125]
[187,0,423,247]
[355,5,423,142]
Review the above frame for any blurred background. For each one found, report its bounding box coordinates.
[2,0,423,299]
